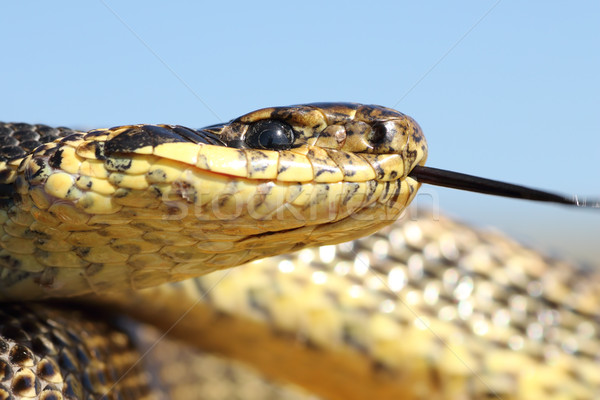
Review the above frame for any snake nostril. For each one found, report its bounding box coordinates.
[367,123,387,146]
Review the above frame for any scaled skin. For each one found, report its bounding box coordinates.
[0,103,426,299]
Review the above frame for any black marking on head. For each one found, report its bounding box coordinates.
[405,150,418,168]
[412,130,423,143]
[315,169,327,178]
[342,183,359,206]
[248,151,271,172]
[277,163,289,174]
[389,181,402,204]
[105,125,227,156]
[381,182,391,201]
[198,123,227,134]
[368,123,387,145]
[372,162,385,180]
[332,152,356,177]
[48,148,63,169]
[360,105,404,120]
[365,180,377,202]
[105,125,186,155]
[172,126,225,146]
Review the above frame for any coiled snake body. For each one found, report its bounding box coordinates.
[0,103,598,399]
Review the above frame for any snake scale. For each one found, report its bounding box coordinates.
[0,103,598,399]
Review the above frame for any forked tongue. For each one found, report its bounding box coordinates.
[409,165,599,208]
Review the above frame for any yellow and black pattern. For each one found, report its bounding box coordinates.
[0,103,598,399]
[0,103,426,300]
[0,303,156,400]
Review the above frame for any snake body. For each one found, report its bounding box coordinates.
[0,104,598,399]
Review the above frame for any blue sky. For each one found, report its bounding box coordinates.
[1,1,599,265]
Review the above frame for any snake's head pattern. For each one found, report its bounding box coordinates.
[190,102,428,244]
[211,102,426,156]
[1,103,428,299]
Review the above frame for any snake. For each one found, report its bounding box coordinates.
[0,103,598,399]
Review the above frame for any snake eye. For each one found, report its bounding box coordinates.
[245,120,295,150]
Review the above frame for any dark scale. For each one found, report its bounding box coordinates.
[0,123,78,162]
[0,304,155,398]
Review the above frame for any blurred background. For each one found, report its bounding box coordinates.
[1,1,598,266]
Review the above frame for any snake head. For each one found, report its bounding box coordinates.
[5,104,428,298]
[181,102,429,250]
[197,101,428,215]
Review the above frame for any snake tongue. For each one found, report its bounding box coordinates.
[409,165,599,208]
